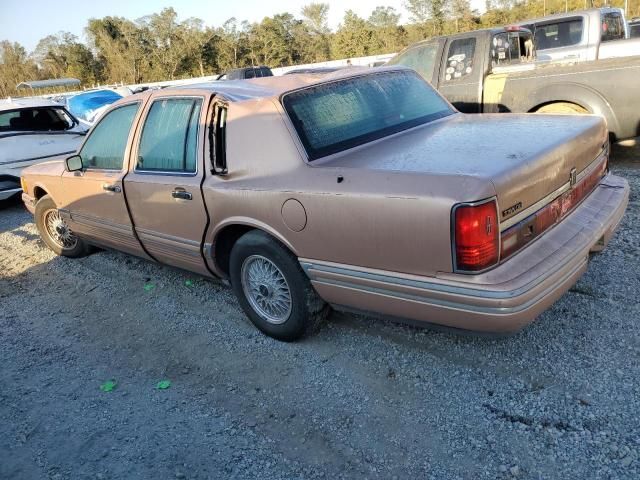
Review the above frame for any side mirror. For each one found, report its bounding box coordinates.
[65,154,83,172]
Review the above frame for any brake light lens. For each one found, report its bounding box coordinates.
[453,200,499,272]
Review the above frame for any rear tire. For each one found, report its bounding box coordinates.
[35,195,90,257]
[229,230,329,341]
[536,102,588,114]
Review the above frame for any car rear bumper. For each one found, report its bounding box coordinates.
[300,173,629,333]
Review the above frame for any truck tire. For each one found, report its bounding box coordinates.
[35,195,90,257]
[536,102,589,114]
[229,230,329,341]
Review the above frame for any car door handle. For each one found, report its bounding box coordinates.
[102,183,121,193]
[171,189,192,200]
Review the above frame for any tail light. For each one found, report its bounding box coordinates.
[453,199,499,272]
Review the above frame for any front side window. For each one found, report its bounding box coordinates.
[443,38,476,82]
[283,71,453,160]
[0,107,74,132]
[387,42,439,82]
[534,19,583,49]
[137,97,203,173]
[80,103,139,170]
[601,12,625,42]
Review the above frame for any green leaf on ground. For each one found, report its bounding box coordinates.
[143,283,155,292]
[100,380,117,392]
[156,380,171,390]
[184,280,194,287]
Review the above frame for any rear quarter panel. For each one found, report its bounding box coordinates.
[203,99,493,277]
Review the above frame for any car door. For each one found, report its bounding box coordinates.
[124,94,211,275]
[59,100,149,258]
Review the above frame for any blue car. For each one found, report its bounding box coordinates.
[66,89,123,125]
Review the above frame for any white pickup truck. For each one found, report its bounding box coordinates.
[516,7,640,62]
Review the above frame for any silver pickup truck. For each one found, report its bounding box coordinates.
[515,7,640,62]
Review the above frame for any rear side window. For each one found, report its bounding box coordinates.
[137,97,202,173]
[0,107,74,132]
[283,71,453,160]
[387,43,439,82]
[601,12,625,41]
[443,38,476,82]
[80,103,139,170]
[534,19,583,49]
[631,22,640,38]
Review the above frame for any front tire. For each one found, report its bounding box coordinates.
[229,230,329,341]
[35,195,90,257]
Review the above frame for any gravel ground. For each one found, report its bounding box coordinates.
[1,147,639,480]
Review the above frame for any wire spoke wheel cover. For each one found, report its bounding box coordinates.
[43,209,78,249]
[241,255,292,324]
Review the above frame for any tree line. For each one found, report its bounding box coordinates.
[0,0,637,97]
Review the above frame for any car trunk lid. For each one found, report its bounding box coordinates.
[320,112,608,224]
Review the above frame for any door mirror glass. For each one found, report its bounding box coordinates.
[65,154,83,172]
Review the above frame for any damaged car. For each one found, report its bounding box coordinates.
[20,68,628,340]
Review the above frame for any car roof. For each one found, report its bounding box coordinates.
[0,97,63,112]
[168,65,387,103]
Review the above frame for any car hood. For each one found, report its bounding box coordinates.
[21,159,66,178]
[321,112,607,221]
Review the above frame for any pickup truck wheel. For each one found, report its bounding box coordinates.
[35,195,90,257]
[536,102,588,114]
[230,230,329,341]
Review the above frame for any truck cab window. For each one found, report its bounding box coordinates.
[137,97,203,173]
[387,43,439,82]
[79,103,139,170]
[443,38,475,82]
[601,12,624,42]
[492,32,534,66]
[534,19,583,49]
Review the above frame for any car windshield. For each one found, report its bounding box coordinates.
[283,70,453,160]
[68,90,122,122]
[0,107,76,132]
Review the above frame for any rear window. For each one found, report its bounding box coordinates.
[283,71,453,160]
[534,19,583,49]
[601,12,625,41]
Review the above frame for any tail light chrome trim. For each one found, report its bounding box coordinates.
[451,197,501,274]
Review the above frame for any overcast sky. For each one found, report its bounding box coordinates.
[0,0,484,52]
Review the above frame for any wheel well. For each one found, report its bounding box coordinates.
[213,225,255,276]
[529,101,589,113]
[33,186,48,200]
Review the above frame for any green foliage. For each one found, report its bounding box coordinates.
[1,0,639,97]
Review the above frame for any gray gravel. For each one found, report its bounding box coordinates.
[1,147,639,480]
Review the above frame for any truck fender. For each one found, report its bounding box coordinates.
[526,82,621,138]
